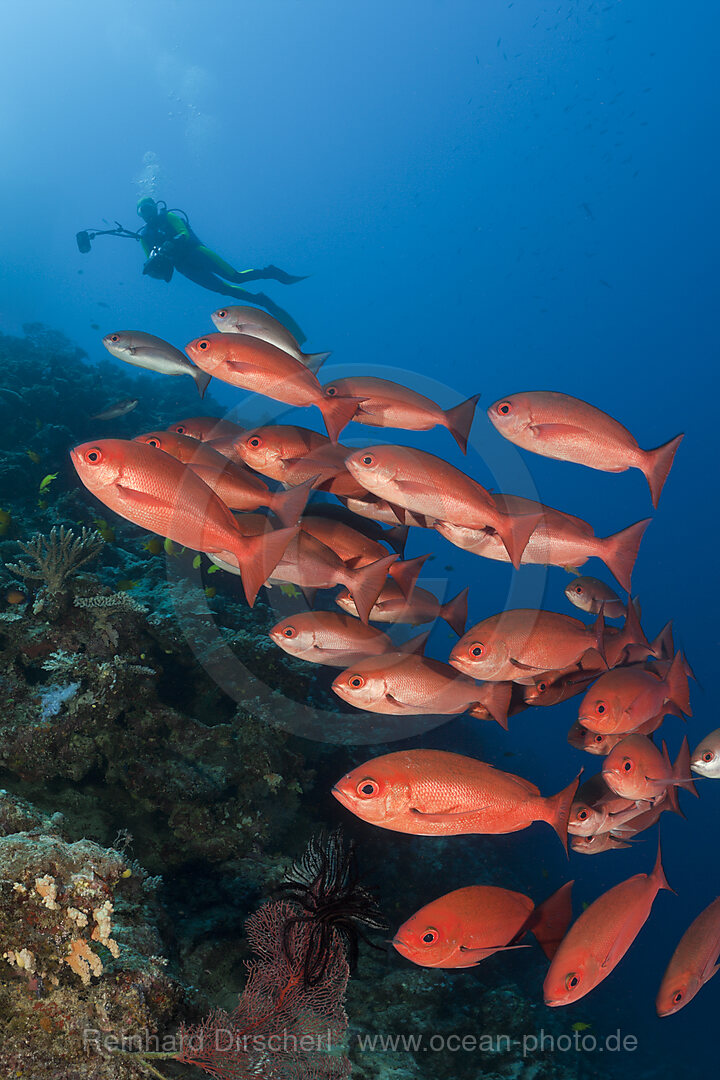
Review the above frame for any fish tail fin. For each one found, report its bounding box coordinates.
[232,525,299,608]
[303,351,332,374]
[268,477,314,527]
[439,586,469,636]
[651,837,673,894]
[470,681,512,729]
[443,393,481,453]
[672,736,698,798]
[318,394,363,442]
[651,620,674,660]
[388,554,429,599]
[345,553,398,624]
[620,594,650,656]
[495,511,542,569]
[385,524,409,556]
[601,518,652,591]
[544,774,581,856]
[666,651,692,716]
[194,368,212,399]
[642,433,684,507]
[529,881,574,960]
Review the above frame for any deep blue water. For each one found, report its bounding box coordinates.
[1,0,718,1075]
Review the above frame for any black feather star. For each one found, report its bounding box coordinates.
[276,829,388,987]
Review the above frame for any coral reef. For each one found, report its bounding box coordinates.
[7,525,105,618]
[0,791,187,1079]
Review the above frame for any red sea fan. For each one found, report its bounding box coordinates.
[174,899,351,1080]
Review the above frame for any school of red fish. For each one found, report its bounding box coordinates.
[71,306,720,1016]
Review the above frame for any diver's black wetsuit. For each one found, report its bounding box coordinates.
[139,206,307,343]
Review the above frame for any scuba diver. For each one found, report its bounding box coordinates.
[76,197,308,343]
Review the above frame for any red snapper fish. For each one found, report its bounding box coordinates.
[231,425,366,497]
[185,333,359,442]
[578,651,691,735]
[336,580,468,636]
[269,612,394,666]
[488,391,683,508]
[656,897,720,1016]
[133,430,310,525]
[332,749,579,851]
[436,496,649,592]
[322,375,480,453]
[568,774,637,837]
[211,305,330,372]
[214,513,397,624]
[393,882,573,968]
[602,734,698,804]
[298,515,427,598]
[331,653,513,728]
[543,841,672,1006]
[168,416,245,441]
[450,609,605,683]
[70,439,296,606]
[344,445,542,568]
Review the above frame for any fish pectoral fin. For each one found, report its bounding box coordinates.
[529,422,589,437]
[509,657,539,671]
[456,944,529,965]
[115,484,178,515]
[225,360,259,374]
[410,805,488,821]
[699,959,720,986]
[598,910,644,970]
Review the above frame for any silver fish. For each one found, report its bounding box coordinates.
[91,397,139,421]
[210,306,330,373]
[102,331,211,398]
[690,727,720,778]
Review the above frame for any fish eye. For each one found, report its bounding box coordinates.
[109,334,120,342]
[361,454,375,467]
[577,809,588,821]
[537,681,547,693]
[623,759,633,772]
[497,401,512,415]
[248,436,263,449]
[348,674,365,689]
[175,425,186,434]
[198,340,210,350]
[673,990,683,1004]
[593,734,604,743]
[575,585,583,594]
[357,778,378,798]
[147,438,161,448]
[84,447,103,464]
[469,643,484,658]
[283,626,296,638]
[216,310,227,319]
[596,702,606,714]
[702,751,715,762]
[565,973,580,990]
[421,928,439,945]
[326,386,337,396]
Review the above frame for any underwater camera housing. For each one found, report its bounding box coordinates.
[142,248,175,283]
[76,230,92,253]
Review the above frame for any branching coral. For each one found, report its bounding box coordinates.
[7,526,104,609]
